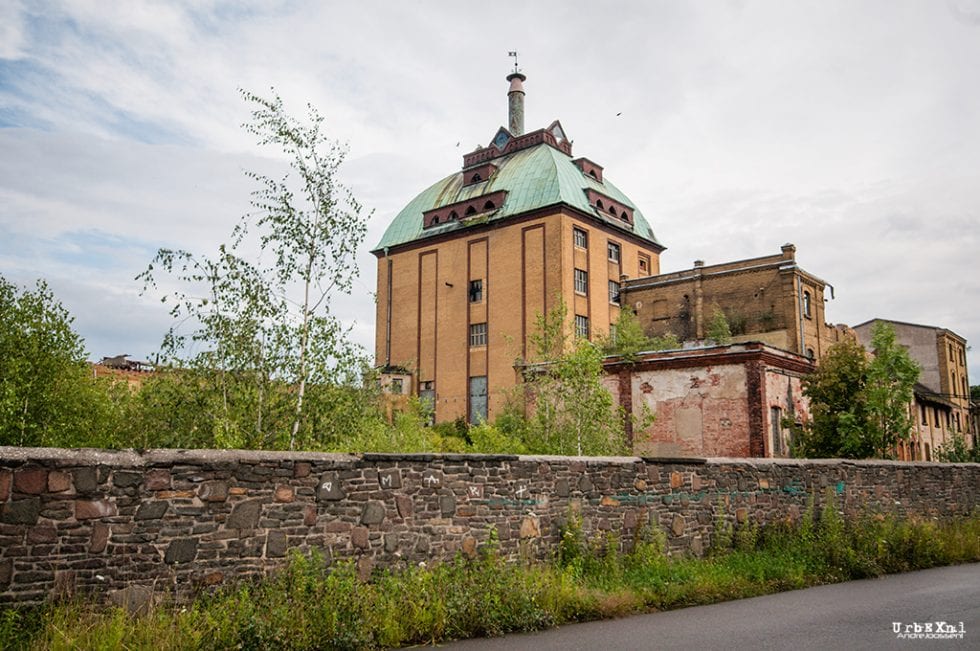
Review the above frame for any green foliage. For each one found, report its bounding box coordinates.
[709,499,733,555]
[863,323,919,455]
[0,276,129,448]
[705,305,732,345]
[518,300,628,456]
[602,309,679,363]
[5,512,980,649]
[971,385,980,401]
[137,89,372,451]
[935,429,980,463]
[793,323,919,459]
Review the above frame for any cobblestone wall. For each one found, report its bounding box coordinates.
[1,447,977,606]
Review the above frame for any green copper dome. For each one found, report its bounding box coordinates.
[373,142,663,252]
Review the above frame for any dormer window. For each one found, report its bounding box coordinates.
[584,189,633,225]
[462,163,497,187]
[573,157,604,183]
[422,190,509,229]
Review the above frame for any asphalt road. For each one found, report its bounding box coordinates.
[440,563,980,650]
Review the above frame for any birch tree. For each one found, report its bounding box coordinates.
[139,89,370,450]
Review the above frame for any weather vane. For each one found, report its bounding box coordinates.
[508,51,519,73]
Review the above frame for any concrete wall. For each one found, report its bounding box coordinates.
[2,447,977,606]
[605,343,815,458]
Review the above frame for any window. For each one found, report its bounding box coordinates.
[390,378,404,394]
[806,348,815,360]
[574,268,588,295]
[608,280,621,305]
[469,322,487,347]
[770,406,783,456]
[803,291,812,318]
[469,279,483,303]
[609,323,618,345]
[920,404,927,425]
[575,315,589,339]
[607,241,620,263]
[638,255,649,275]
[573,228,588,249]
[468,376,488,424]
[420,381,435,425]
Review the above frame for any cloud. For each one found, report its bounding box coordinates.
[0,0,978,385]
[0,1,27,60]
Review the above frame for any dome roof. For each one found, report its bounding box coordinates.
[373,142,663,252]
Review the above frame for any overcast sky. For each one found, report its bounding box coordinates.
[1,0,978,385]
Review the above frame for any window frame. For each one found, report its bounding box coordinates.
[607,241,621,263]
[638,254,650,275]
[574,314,590,339]
[574,268,588,295]
[469,279,483,303]
[469,322,488,347]
[608,279,621,305]
[573,227,588,249]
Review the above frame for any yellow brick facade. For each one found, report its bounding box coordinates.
[622,244,847,361]
[374,208,662,423]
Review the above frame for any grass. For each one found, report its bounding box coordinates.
[2,506,979,650]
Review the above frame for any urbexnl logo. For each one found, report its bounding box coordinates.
[893,621,965,640]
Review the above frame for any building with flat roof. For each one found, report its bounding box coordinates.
[621,244,852,362]
[853,319,972,459]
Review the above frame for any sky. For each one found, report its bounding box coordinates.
[1,0,978,384]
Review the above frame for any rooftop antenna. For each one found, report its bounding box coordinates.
[508,50,520,73]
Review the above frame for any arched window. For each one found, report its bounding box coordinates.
[806,348,815,360]
[621,210,629,220]
[595,199,604,210]
[483,200,495,210]
[465,205,477,216]
[431,215,440,225]
[449,211,458,221]
[589,170,598,179]
[608,205,616,215]
[803,290,812,318]
[471,173,481,183]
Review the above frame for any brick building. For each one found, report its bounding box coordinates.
[373,69,664,423]
[604,343,814,458]
[853,319,973,459]
[621,244,851,361]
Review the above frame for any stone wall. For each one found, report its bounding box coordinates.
[1,446,977,606]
